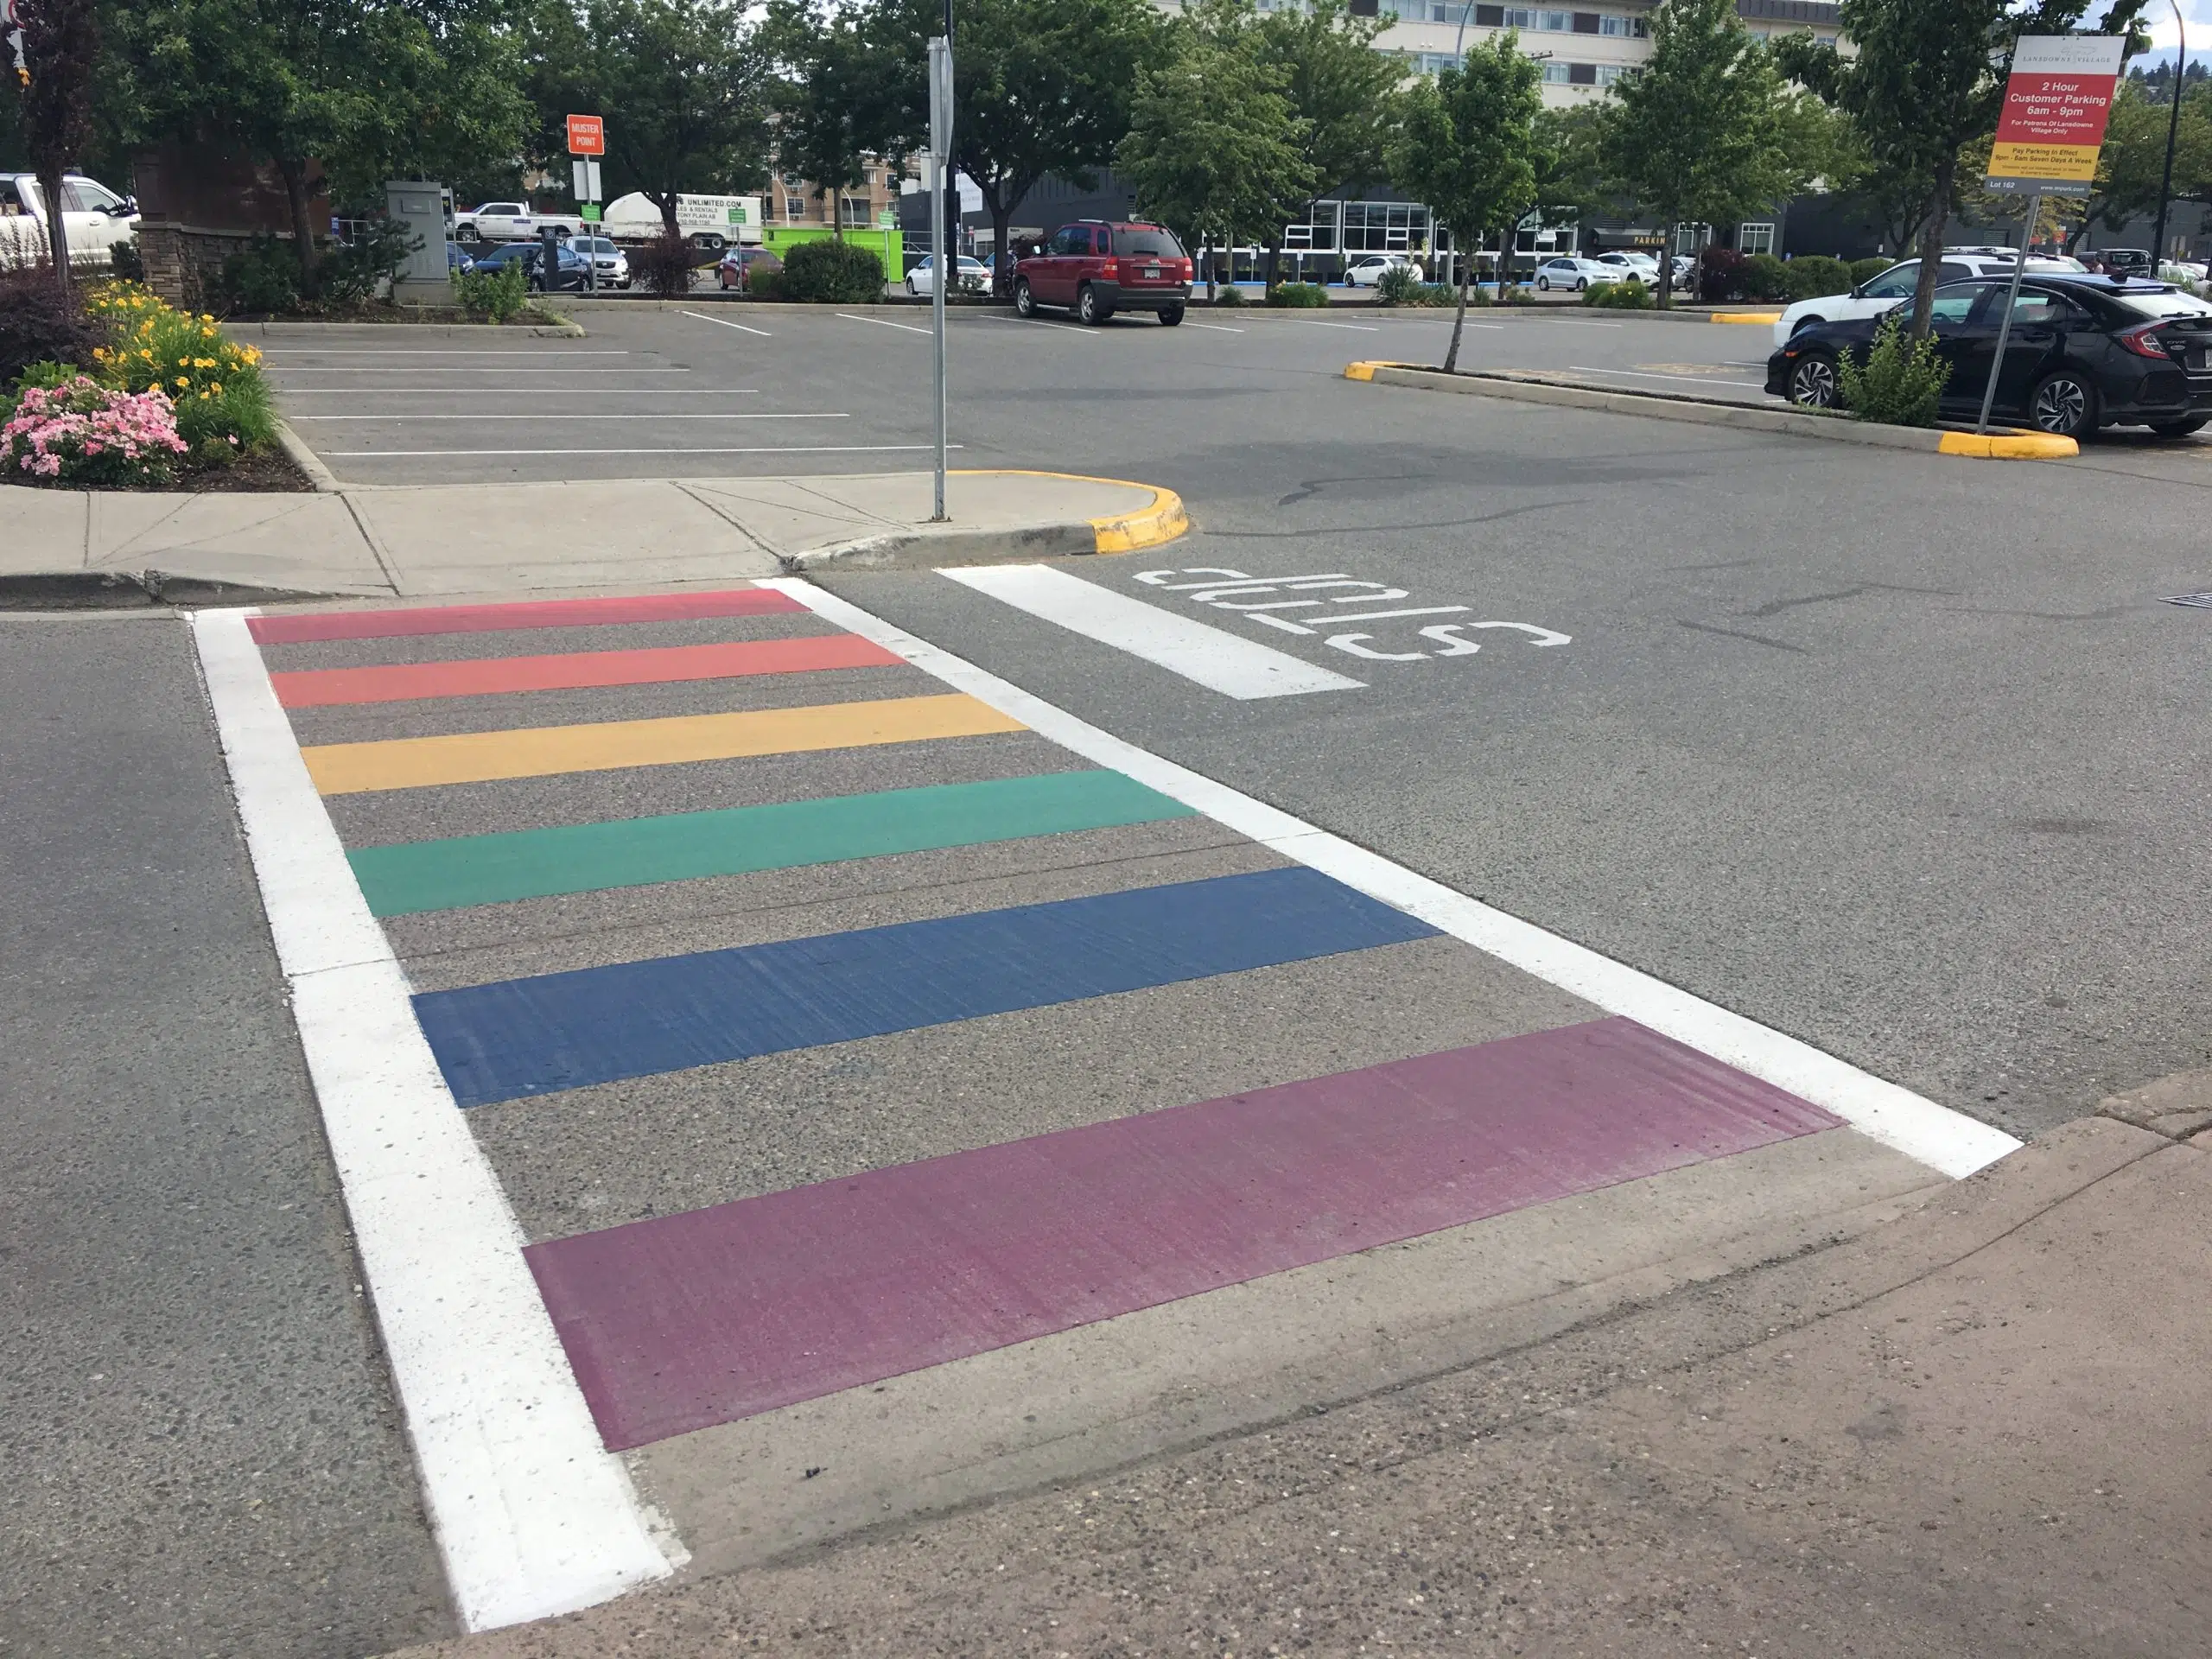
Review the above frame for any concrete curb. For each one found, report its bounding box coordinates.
[273,419,344,493]
[559,296,1019,315]
[1343,362,2080,461]
[0,569,339,609]
[780,471,1188,572]
[225,315,584,338]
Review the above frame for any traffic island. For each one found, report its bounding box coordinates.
[0,469,1187,607]
[1343,361,2080,460]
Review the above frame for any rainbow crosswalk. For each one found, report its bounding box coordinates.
[218,580,1964,1609]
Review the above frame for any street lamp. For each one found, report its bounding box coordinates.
[2150,0,2185,278]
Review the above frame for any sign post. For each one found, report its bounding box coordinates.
[1977,34,2126,433]
[567,115,605,295]
[927,35,954,522]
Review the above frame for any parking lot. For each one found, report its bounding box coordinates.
[258,301,2212,491]
[256,304,1789,487]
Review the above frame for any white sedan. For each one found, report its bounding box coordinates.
[1770,252,2085,348]
[905,255,988,296]
[1343,254,1424,287]
[1532,256,1616,292]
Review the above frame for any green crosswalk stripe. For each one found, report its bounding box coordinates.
[348,770,1196,917]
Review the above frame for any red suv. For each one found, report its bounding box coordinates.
[1014,219,1192,326]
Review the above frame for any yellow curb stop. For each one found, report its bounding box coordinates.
[1936,430,2078,460]
[951,468,1189,554]
[1710,310,1784,324]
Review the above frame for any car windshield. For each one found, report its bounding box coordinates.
[2113,286,2212,320]
[575,238,612,253]
[1113,226,1185,258]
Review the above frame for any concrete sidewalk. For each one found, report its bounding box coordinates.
[0,470,1184,603]
[385,1105,2212,1658]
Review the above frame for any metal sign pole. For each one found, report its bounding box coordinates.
[928,35,953,522]
[1975,190,2039,435]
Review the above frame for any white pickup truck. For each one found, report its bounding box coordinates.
[453,200,585,244]
[0,172,139,270]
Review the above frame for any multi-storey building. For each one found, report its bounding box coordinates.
[764,157,919,234]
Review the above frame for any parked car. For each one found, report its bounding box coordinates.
[1768,275,2212,439]
[715,245,784,289]
[568,234,631,288]
[1013,219,1192,325]
[454,202,582,244]
[906,254,989,296]
[447,243,476,276]
[0,171,137,270]
[469,241,588,292]
[1770,252,2085,348]
[1593,251,1659,277]
[1343,253,1424,287]
[1532,256,1615,292]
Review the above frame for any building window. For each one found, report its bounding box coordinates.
[1342,200,1429,253]
[1738,221,1776,256]
[1542,60,1573,81]
[785,196,806,219]
[1567,60,1597,84]
[1597,12,1646,34]
[1283,201,1342,252]
[841,199,872,227]
[1675,222,1711,256]
[1595,62,1630,84]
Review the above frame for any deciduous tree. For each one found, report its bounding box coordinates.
[1118,0,1313,299]
[9,0,99,290]
[1599,0,1806,308]
[1255,0,1400,286]
[1390,31,1541,372]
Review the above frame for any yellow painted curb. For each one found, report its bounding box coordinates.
[950,468,1189,555]
[1936,430,2079,460]
[1710,311,1783,324]
[1344,360,1416,381]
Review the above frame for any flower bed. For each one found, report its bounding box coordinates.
[3,377,190,486]
[85,283,277,454]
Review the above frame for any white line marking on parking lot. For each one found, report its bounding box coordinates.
[1570,365,1764,389]
[256,349,632,356]
[276,388,761,397]
[1268,317,1381,332]
[264,368,693,375]
[774,577,2024,1181]
[974,314,1101,338]
[940,564,1363,700]
[679,309,772,336]
[322,443,960,456]
[188,610,676,1631]
[1185,321,1245,333]
[1506,318,1624,328]
[837,312,933,334]
[677,311,774,338]
[289,412,848,422]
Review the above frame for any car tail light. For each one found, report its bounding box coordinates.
[1178,257,1192,278]
[1100,257,1118,278]
[2116,321,2173,359]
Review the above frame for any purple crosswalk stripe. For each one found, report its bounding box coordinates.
[526,1016,1843,1450]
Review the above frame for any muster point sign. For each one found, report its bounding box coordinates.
[1986,35,2126,196]
[566,113,605,156]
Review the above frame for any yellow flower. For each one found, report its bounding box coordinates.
[175,377,188,388]
[209,383,222,394]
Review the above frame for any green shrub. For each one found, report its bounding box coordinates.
[1375,264,1423,304]
[1585,276,1655,309]
[1431,281,1480,306]
[86,281,276,451]
[1268,281,1328,308]
[1837,313,1951,427]
[779,238,887,303]
[209,236,301,315]
[1211,283,1247,306]
[1781,254,1853,301]
[110,238,145,283]
[1742,251,1789,302]
[747,267,785,300]
[0,268,109,383]
[1848,257,1892,288]
[319,219,416,305]
[452,263,529,323]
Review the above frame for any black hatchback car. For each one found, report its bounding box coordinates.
[1768,276,2212,438]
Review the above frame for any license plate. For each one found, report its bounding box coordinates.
[1143,265,1160,279]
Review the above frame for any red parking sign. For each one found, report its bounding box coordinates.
[566,115,605,156]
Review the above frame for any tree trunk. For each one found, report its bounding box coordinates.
[1907,153,1955,341]
[276,156,319,292]
[830,188,843,241]
[660,194,680,238]
[1264,237,1281,292]
[34,163,71,294]
[1655,227,1673,309]
[1444,248,1471,373]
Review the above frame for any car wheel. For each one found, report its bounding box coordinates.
[2145,415,2209,437]
[2029,371,2095,437]
[1077,284,1109,325]
[1160,306,1185,327]
[1786,352,1840,410]
[1574,277,1587,292]
[1536,276,1550,291]
[1014,278,1035,317]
